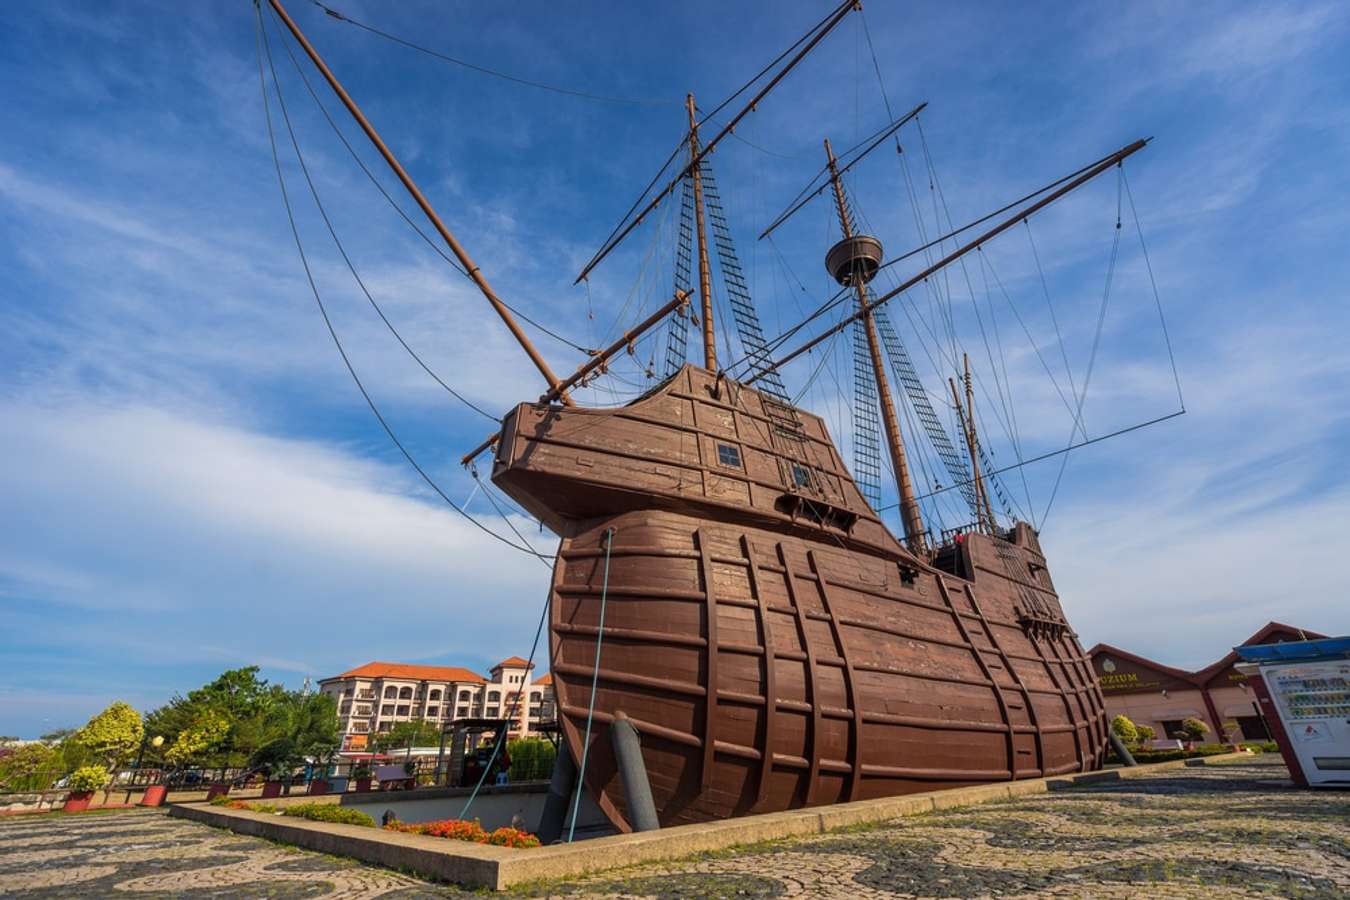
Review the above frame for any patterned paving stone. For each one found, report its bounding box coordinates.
[0,756,1343,898]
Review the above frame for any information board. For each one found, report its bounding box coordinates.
[1261,658,1350,786]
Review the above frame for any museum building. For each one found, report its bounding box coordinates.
[1088,621,1324,743]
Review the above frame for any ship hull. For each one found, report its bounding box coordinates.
[548,510,1105,830]
[491,365,1107,830]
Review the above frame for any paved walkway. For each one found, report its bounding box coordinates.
[0,756,1344,897]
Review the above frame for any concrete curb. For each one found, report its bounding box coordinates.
[169,751,1254,890]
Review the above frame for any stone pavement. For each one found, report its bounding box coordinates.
[0,755,1345,898]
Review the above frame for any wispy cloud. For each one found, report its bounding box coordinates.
[1,0,1348,736]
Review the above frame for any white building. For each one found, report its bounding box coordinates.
[319,657,554,752]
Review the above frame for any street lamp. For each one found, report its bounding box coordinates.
[134,734,165,778]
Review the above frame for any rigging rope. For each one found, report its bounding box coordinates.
[1038,165,1124,527]
[263,12,500,423]
[1123,167,1185,411]
[255,4,551,564]
[311,1,678,107]
[567,526,615,843]
[458,583,552,819]
[272,13,592,355]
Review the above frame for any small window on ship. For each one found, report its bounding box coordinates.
[716,443,741,468]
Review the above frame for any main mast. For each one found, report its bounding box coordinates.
[823,138,927,553]
[686,93,717,370]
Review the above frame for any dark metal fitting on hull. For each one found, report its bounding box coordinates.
[611,712,660,832]
[826,234,884,285]
[1108,729,1137,767]
[537,742,578,844]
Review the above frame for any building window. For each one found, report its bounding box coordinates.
[459,690,472,701]
[383,687,397,699]
[791,463,813,489]
[529,707,543,718]
[397,704,410,716]
[457,706,469,717]
[429,689,442,701]
[381,705,393,716]
[426,706,438,717]
[716,443,741,468]
[1159,719,1188,740]
[377,722,391,732]
[530,691,541,702]
[398,687,413,700]
[487,707,499,717]
[488,690,500,702]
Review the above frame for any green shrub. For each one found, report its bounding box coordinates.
[1180,717,1210,741]
[507,738,556,781]
[280,802,374,827]
[67,765,110,793]
[1109,715,1137,745]
[1240,741,1279,753]
[1134,724,1155,745]
[1112,744,1232,765]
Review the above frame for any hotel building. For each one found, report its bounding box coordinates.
[318,656,554,752]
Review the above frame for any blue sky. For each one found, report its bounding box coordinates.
[2,1,1348,738]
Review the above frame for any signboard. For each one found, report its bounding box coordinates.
[1259,658,1350,786]
[1093,654,1193,695]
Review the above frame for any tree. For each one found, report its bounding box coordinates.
[145,667,291,768]
[1109,715,1137,745]
[165,710,231,766]
[75,702,144,770]
[1180,717,1210,743]
[0,743,62,792]
[1134,724,1155,746]
[370,719,440,754]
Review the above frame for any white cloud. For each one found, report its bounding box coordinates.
[0,397,557,729]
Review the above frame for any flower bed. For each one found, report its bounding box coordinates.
[386,818,540,849]
[206,796,373,827]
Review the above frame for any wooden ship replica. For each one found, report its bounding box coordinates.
[265,0,1159,834]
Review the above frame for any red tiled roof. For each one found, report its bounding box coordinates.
[492,656,533,670]
[533,672,553,685]
[330,662,485,683]
[1088,621,1327,687]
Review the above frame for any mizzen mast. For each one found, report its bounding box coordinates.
[686,93,717,370]
[823,137,926,553]
[267,0,572,405]
[950,353,996,532]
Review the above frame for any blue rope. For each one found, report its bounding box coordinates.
[457,587,551,819]
[566,527,615,842]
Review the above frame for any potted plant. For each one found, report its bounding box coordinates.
[308,747,337,795]
[1133,724,1155,750]
[352,761,373,793]
[249,738,296,799]
[1180,717,1210,751]
[63,765,109,813]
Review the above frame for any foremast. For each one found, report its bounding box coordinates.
[685,94,717,371]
